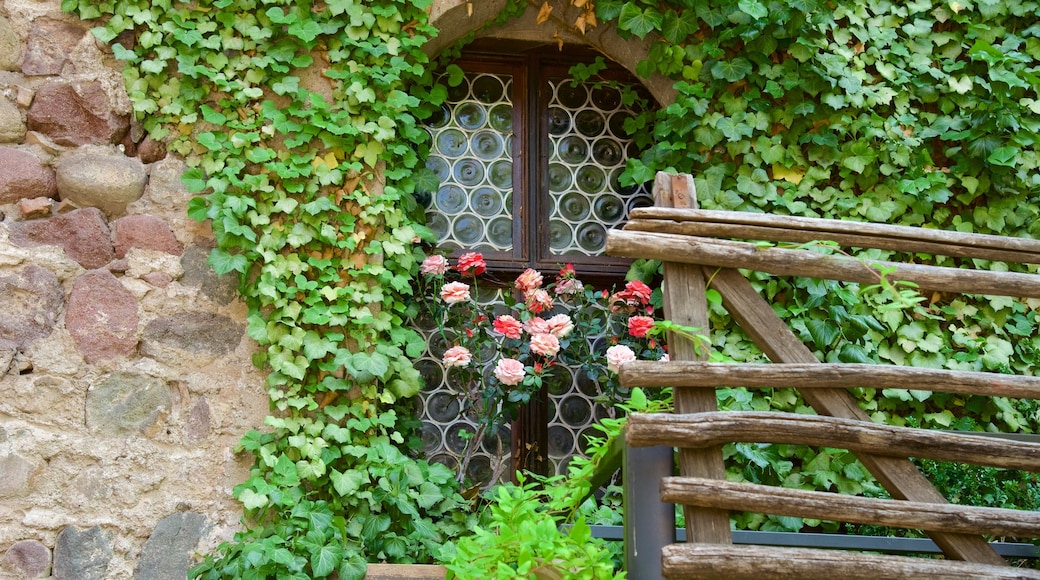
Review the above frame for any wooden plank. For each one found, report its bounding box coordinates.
[662,477,1040,538]
[623,219,1040,264]
[627,207,1040,258]
[365,564,447,579]
[626,411,1040,471]
[653,172,732,545]
[618,361,1040,400]
[604,230,1040,298]
[707,267,1005,565]
[661,545,1040,580]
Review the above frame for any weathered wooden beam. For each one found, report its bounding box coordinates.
[627,207,1040,263]
[652,171,732,546]
[705,267,1004,564]
[626,411,1040,471]
[661,545,1040,580]
[661,477,1040,538]
[618,361,1040,400]
[604,230,1040,298]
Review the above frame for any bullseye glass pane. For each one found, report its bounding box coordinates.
[425,71,514,250]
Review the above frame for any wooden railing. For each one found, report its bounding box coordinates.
[605,173,1040,579]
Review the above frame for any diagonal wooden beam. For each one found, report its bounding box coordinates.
[707,266,1005,565]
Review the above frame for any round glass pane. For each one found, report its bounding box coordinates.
[628,194,654,212]
[576,222,607,252]
[558,136,589,164]
[420,423,442,452]
[593,193,625,222]
[472,74,505,103]
[548,163,573,192]
[436,128,467,157]
[488,160,512,188]
[611,167,639,195]
[426,155,449,182]
[548,425,575,456]
[427,391,461,423]
[543,366,573,396]
[455,102,486,130]
[548,107,571,136]
[466,455,494,483]
[549,220,574,251]
[452,214,484,245]
[427,212,449,241]
[575,110,605,137]
[576,166,606,194]
[608,111,632,138]
[488,217,512,248]
[471,187,504,217]
[446,423,475,453]
[453,159,485,186]
[425,103,451,128]
[472,130,504,160]
[415,358,443,385]
[592,85,622,110]
[558,191,591,221]
[429,453,458,470]
[489,104,513,132]
[556,82,587,108]
[446,79,469,102]
[436,184,467,213]
[592,138,624,167]
[560,395,592,425]
[481,426,510,454]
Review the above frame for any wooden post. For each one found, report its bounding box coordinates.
[653,172,732,544]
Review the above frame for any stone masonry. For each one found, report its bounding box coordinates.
[0,0,269,577]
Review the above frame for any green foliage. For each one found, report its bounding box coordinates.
[63,0,472,573]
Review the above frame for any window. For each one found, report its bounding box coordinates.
[420,42,654,280]
[416,43,656,482]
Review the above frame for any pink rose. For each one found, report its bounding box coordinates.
[625,280,652,304]
[440,281,471,304]
[529,333,561,357]
[524,317,550,335]
[545,314,574,338]
[554,277,584,296]
[628,315,655,338]
[456,252,486,276]
[442,346,472,367]
[494,358,526,386]
[515,268,544,292]
[525,288,553,314]
[493,315,523,339]
[606,344,636,373]
[420,255,450,276]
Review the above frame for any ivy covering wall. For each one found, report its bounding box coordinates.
[63,0,1040,574]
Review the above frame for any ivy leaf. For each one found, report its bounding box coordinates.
[288,20,323,43]
[660,10,699,44]
[311,543,343,577]
[737,0,768,19]
[805,319,840,349]
[710,58,753,82]
[331,468,366,496]
[338,554,367,580]
[618,3,663,39]
[209,248,248,275]
[352,351,390,379]
[237,488,269,510]
[987,146,1019,167]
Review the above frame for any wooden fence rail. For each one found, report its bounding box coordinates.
[607,172,1040,579]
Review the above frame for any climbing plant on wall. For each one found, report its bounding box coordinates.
[587,0,1040,530]
[62,0,480,576]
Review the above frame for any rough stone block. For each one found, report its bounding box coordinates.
[0,95,26,144]
[0,264,64,351]
[0,14,21,72]
[56,152,146,217]
[86,372,171,435]
[133,512,206,580]
[142,312,244,360]
[2,539,51,578]
[66,269,139,362]
[7,207,116,269]
[53,526,112,580]
[0,147,57,204]
[179,246,238,306]
[27,81,129,147]
[0,453,40,498]
[21,18,89,76]
[113,215,184,259]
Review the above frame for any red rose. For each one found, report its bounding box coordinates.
[456,252,486,276]
[628,315,655,338]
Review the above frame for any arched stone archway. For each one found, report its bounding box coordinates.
[426,0,677,106]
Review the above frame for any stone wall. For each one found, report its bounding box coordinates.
[0,0,269,577]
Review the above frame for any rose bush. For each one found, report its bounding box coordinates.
[416,251,669,484]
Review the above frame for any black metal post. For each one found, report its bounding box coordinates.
[623,439,673,580]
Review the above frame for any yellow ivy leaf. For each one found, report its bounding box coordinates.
[772,165,805,185]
